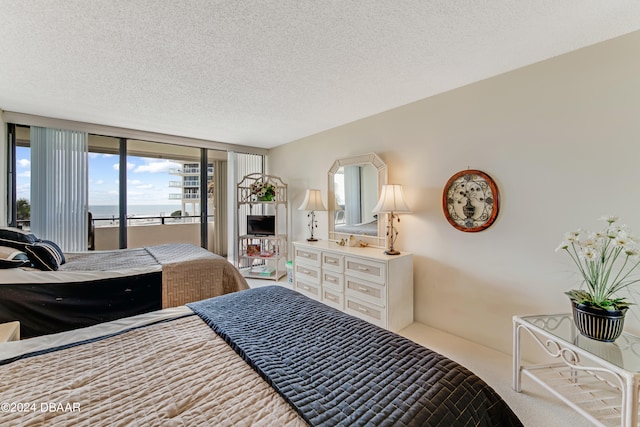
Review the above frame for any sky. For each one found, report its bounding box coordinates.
[16,146,183,207]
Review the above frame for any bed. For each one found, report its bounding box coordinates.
[0,243,249,338]
[0,286,522,426]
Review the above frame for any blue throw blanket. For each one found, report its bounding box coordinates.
[187,286,522,427]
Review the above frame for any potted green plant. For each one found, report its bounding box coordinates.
[556,215,640,341]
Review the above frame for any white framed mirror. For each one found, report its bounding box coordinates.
[328,153,387,247]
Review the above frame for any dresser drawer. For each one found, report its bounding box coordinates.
[345,257,386,284]
[322,270,343,291]
[345,276,386,307]
[321,288,344,310]
[345,298,386,328]
[295,263,320,284]
[295,279,320,299]
[322,252,344,272]
[294,246,321,267]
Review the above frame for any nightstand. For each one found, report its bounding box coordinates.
[514,314,640,426]
[0,321,20,343]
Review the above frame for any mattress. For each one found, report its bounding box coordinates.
[0,286,522,427]
[0,268,162,338]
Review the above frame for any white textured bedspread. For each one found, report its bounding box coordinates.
[0,315,306,426]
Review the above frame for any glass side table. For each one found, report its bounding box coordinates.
[513,314,640,427]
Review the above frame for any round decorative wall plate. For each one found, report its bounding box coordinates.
[442,170,499,232]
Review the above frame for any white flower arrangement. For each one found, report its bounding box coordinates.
[250,181,276,201]
[556,215,640,311]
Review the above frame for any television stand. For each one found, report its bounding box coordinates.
[236,173,288,281]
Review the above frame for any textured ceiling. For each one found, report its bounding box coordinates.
[1,1,640,149]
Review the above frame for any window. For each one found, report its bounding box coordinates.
[14,126,31,229]
[7,126,234,253]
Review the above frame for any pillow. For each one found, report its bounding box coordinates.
[25,240,65,271]
[0,227,38,251]
[0,245,30,269]
[0,245,28,259]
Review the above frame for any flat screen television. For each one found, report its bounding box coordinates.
[247,215,276,236]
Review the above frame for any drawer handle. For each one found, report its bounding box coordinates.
[358,306,369,313]
[357,286,369,293]
[302,285,310,291]
[326,277,337,283]
[303,269,310,274]
[326,295,337,301]
[327,259,337,264]
[303,253,310,257]
[357,266,369,272]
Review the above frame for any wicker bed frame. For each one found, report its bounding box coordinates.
[160,252,248,308]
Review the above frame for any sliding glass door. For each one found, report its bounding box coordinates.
[8,125,231,254]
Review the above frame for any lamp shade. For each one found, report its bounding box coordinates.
[373,184,410,213]
[298,189,327,211]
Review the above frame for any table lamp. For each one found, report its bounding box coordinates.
[373,184,410,255]
[298,189,326,241]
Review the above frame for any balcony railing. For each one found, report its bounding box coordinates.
[168,193,201,200]
[92,213,213,226]
[169,181,200,188]
[16,214,218,251]
[17,213,214,230]
[169,168,214,175]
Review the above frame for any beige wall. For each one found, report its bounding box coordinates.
[268,31,640,354]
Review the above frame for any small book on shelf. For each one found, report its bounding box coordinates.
[257,267,275,276]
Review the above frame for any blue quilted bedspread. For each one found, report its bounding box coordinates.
[187,286,522,427]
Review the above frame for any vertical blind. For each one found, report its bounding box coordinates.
[30,126,88,252]
[235,151,264,229]
[344,165,362,225]
[232,152,264,268]
[210,159,227,256]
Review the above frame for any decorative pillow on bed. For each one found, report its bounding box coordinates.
[0,245,30,269]
[24,240,66,271]
[0,227,39,251]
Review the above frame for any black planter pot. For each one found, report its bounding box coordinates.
[571,300,627,342]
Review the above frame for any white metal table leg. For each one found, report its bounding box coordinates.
[622,375,638,427]
[513,318,521,392]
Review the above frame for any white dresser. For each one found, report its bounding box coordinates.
[292,240,413,332]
